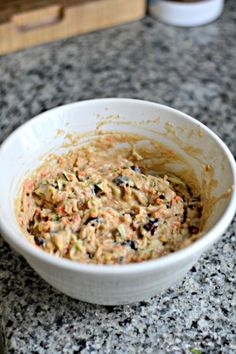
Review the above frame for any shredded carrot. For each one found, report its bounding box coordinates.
[156,198,164,205]
[58,157,65,164]
[40,171,48,177]
[56,205,65,213]
[106,136,113,142]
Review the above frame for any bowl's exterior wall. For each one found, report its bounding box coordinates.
[26,255,200,305]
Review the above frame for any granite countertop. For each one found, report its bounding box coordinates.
[0,1,236,353]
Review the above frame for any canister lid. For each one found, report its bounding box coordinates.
[149,0,224,27]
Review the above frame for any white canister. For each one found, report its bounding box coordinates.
[149,0,224,27]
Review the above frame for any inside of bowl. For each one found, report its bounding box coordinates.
[0,99,234,244]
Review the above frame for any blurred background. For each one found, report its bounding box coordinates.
[0,0,235,158]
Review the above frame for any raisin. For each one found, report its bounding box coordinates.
[186,185,193,196]
[197,206,203,217]
[91,184,105,197]
[188,225,199,234]
[28,218,35,230]
[182,207,187,223]
[131,165,140,173]
[121,240,137,251]
[143,218,159,235]
[137,228,144,239]
[158,193,165,199]
[113,175,133,187]
[34,236,46,246]
[85,217,104,225]
[166,202,171,209]
[87,252,94,259]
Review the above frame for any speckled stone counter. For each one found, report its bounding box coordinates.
[0,1,236,353]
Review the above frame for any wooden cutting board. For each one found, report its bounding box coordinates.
[0,0,146,55]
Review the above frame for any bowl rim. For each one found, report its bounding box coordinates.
[0,98,235,275]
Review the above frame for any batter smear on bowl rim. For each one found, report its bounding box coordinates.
[17,133,203,264]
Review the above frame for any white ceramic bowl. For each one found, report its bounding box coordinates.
[0,98,235,305]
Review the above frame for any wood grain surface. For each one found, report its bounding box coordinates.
[0,0,146,55]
